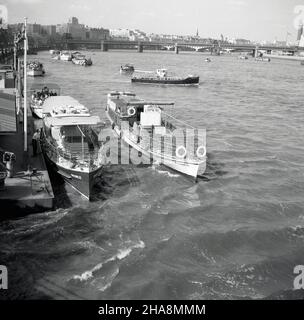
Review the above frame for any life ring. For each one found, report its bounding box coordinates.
[127,106,136,117]
[196,145,206,158]
[176,146,187,158]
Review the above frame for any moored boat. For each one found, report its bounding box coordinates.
[29,84,61,119]
[255,57,271,62]
[131,69,199,85]
[40,96,105,200]
[60,51,72,61]
[105,91,206,179]
[120,64,135,73]
[27,61,45,77]
[72,54,93,66]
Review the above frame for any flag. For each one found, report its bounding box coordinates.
[14,26,26,44]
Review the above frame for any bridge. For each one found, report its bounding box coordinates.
[59,39,304,56]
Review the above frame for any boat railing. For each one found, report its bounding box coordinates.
[41,131,105,170]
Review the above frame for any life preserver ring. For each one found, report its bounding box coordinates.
[196,145,206,158]
[127,107,136,117]
[176,146,187,158]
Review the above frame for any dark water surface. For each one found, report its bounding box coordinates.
[1,51,304,300]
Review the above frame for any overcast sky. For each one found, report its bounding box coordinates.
[2,0,304,41]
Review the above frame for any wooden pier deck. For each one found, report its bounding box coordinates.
[0,93,54,217]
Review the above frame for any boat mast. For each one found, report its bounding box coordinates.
[23,17,28,152]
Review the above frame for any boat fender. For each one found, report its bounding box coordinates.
[196,146,206,158]
[127,106,136,117]
[176,146,187,158]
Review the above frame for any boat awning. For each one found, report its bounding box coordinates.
[29,83,61,91]
[127,101,175,107]
[42,96,85,114]
[45,115,101,127]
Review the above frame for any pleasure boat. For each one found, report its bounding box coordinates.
[60,51,72,61]
[29,83,61,119]
[72,54,93,66]
[105,92,206,179]
[40,96,105,200]
[120,64,135,73]
[131,69,199,85]
[255,57,271,62]
[27,61,45,77]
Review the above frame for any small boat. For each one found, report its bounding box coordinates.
[131,69,199,85]
[27,61,45,77]
[255,57,271,62]
[72,54,93,66]
[60,51,72,61]
[105,91,206,179]
[120,64,135,73]
[239,55,248,60]
[205,58,211,63]
[29,83,61,119]
[40,96,105,200]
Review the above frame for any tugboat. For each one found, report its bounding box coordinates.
[60,51,72,61]
[40,96,105,200]
[29,84,61,119]
[120,64,135,73]
[72,54,93,66]
[105,92,206,179]
[131,69,199,85]
[27,61,45,77]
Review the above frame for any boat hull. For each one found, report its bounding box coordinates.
[27,69,44,77]
[131,76,199,85]
[42,149,103,200]
[60,55,72,61]
[30,106,43,119]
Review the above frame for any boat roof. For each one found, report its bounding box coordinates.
[43,96,84,113]
[45,115,101,127]
[30,83,60,91]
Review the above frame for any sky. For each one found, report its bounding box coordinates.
[2,0,304,41]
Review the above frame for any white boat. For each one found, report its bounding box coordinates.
[27,61,45,77]
[60,51,72,61]
[105,92,207,179]
[40,96,105,200]
[29,84,61,119]
[72,54,93,66]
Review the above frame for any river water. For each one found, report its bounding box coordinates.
[1,50,304,300]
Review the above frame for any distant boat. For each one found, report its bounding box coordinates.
[131,69,199,85]
[239,55,248,60]
[60,51,72,61]
[106,91,206,179]
[205,58,211,63]
[40,96,105,200]
[120,64,135,73]
[27,61,45,77]
[255,57,271,62]
[29,83,61,119]
[72,54,93,66]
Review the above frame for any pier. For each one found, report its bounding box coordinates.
[0,63,54,218]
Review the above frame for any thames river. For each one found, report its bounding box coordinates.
[1,50,304,299]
